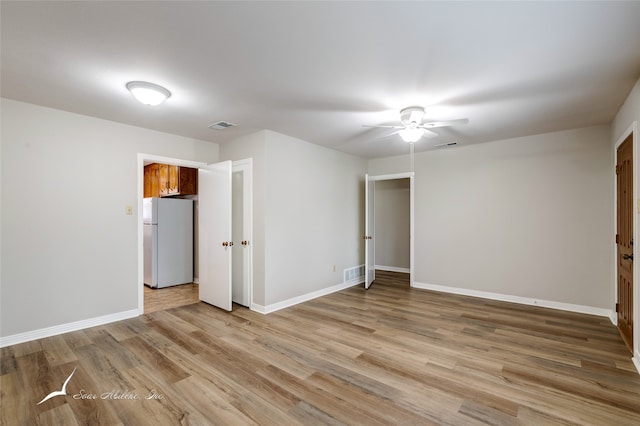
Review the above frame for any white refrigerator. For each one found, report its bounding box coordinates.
[143,197,194,288]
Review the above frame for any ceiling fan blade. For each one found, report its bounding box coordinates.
[420,118,469,129]
[375,130,402,140]
[422,128,438,137]
[362,124,404,129]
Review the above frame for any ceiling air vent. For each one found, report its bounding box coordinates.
[434,141,458,148]
[208,121,236,130]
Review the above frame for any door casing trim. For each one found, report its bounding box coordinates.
[137,154,207,313]
[366,172,415,287]
[613,121,639,372]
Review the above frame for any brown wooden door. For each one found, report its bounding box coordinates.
[616,134,634,352]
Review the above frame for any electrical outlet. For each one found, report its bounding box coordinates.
[332,265,336,272]
[125,205,133,215]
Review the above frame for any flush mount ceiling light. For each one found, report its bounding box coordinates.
[126,81,171,106]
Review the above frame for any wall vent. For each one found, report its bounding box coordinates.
[434,141,458,148]
[343,265,365,285]
[208,121,236,130]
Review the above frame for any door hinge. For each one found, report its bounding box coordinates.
[616,303,619,313]
[616,234,620,244]
[616,165,621,175]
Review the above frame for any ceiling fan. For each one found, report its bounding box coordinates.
[364,106,468,143]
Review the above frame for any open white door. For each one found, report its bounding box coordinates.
[364,174,375,289]
[198,161,232,311]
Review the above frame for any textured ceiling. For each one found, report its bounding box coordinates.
[2,1,640,158]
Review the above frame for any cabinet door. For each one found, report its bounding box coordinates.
[144,166,152,198]
[178,167,198,195]
[144,164,159,197]
[158,164,170,196]
[156,165,198,197]
[167,165,179,194]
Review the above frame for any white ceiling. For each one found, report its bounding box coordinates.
[2,1,640,158]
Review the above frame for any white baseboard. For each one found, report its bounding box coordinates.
[412,281,614,319]
[633,352,640,375]
[609,311,618,326]
[250,303,267,314]
[0,308,141,348]
[375,265,410,273]
[251,280,362,315]
[343,277,365,287]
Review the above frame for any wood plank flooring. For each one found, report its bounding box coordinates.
[2,271,640,425]
[144,283,199,313]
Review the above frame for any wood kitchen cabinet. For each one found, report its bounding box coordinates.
[144,163,197,197]
[144,163,160,197]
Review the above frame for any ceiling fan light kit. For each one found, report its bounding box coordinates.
[365,105,468,143]
[126,81,171,106]
[399,127,423,143]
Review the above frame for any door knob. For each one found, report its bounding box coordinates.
[623,253,634,261]
[222,241,228,247]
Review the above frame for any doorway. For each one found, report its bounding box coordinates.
[137,154,253,314]
[374,179,411,274]
[364,172,414,289]
[616,132,634,352]
[232,160,252,307]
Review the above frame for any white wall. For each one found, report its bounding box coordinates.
[370,125,613,309]
[613,78,640,143]
[263,131,367,305]
[1,98,219,338]
[611,76,640,369]
[221,130,368,309]
[374,179,410,270]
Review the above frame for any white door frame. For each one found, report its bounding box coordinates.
[366,172,415,287]
[612,121,640,373]
[136,154,207,313]
[137,154,255,314]
[365,174,375,289]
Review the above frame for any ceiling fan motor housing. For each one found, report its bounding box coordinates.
[400,106,426,125]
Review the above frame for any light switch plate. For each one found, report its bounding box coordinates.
[125,205,133,215]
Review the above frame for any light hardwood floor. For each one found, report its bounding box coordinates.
[2,271,640,425]
[144,283,199,313]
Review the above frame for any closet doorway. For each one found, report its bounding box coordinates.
[232,160,252,308]
[364,172,414,289]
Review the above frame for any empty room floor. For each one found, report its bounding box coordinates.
[2,273,640,425]
[144,283,199,313]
